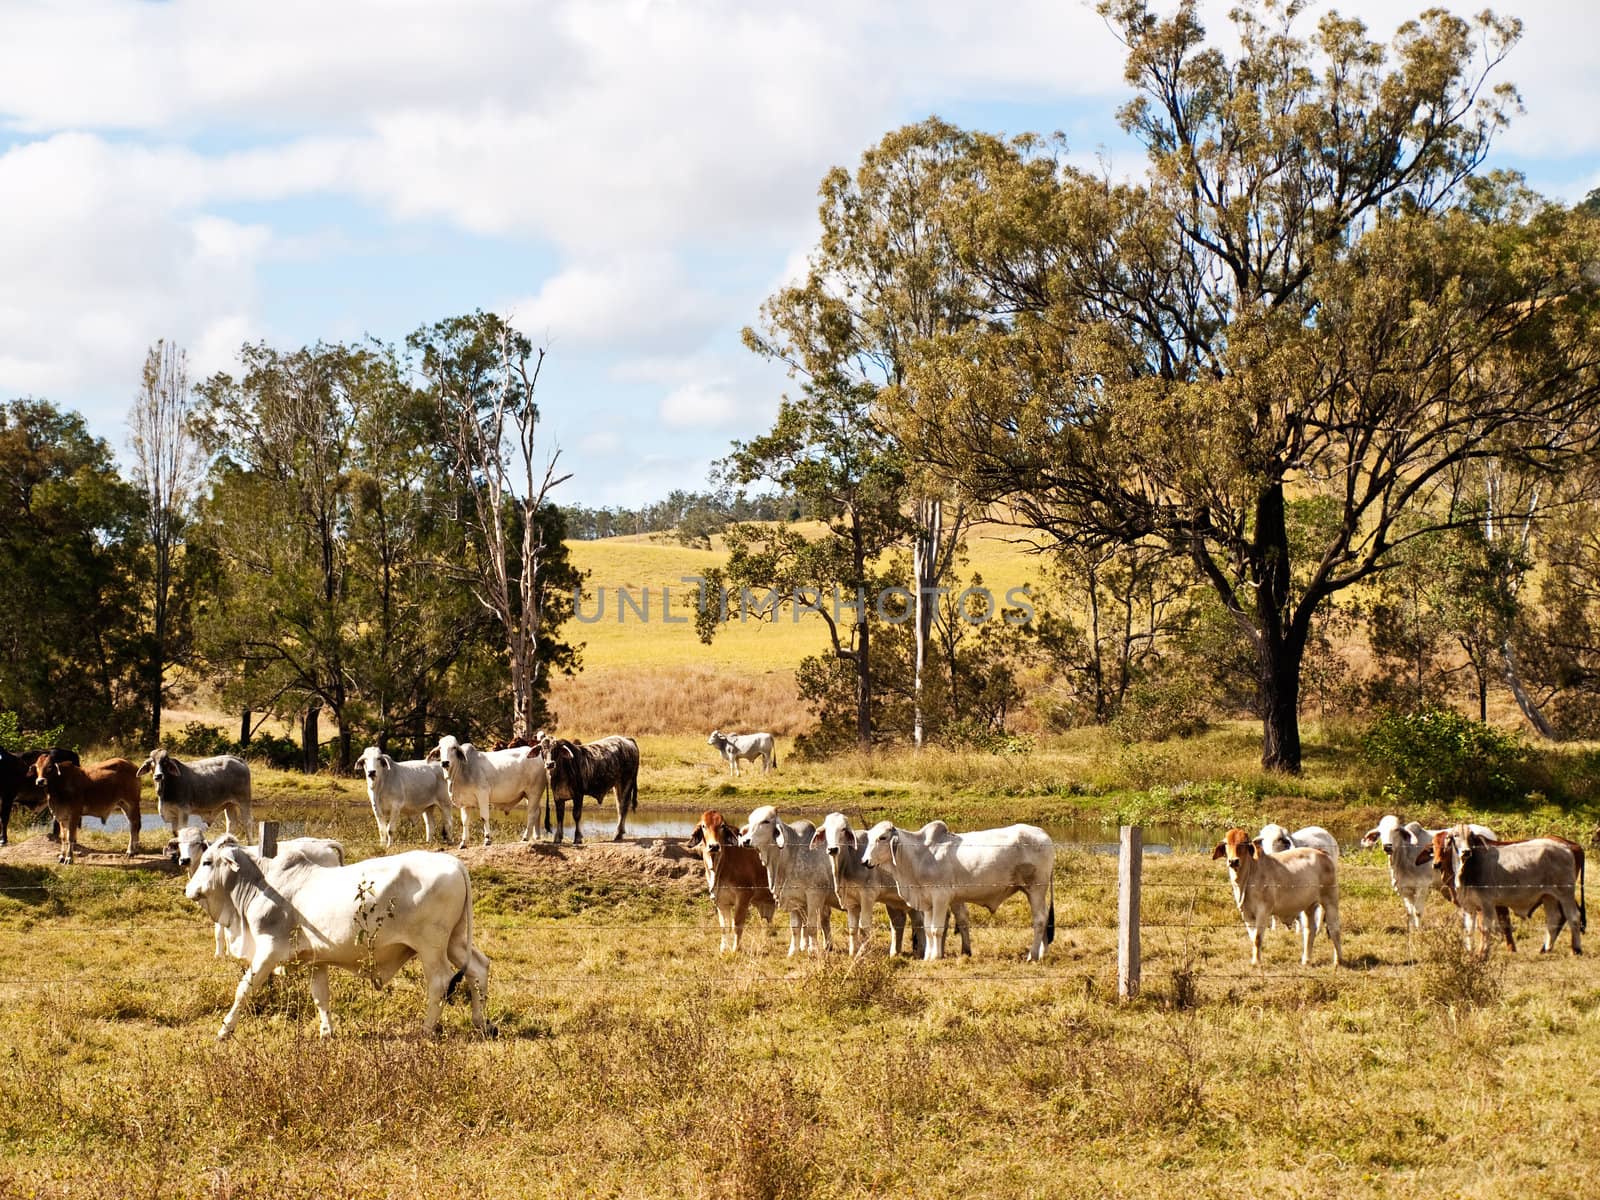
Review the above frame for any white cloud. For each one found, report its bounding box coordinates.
[576,429,622,455]
[660,379,745,429]
[504,255,719,354]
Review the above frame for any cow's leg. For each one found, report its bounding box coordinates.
[925,897,948,961]
[437,804,454,846]
[125,805,140,857]
[611,787,627,841]
[419,950,457,1037]
[814,902,832,954]
[733,892,752,952]
[1247,922,1263,966]
[521,794,535,843]
[218,953,276,1040]
[478,799,493,847]
[62,813,80,864]
[309,966,334,1038]
[455,805,470,850]
[552,796,566,844]
[786,910,803,956]
[572,796,584,846]
[0,796,11,846]
[886,906,907,958]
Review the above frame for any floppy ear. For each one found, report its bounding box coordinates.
[889,835,900,866]
[687,826,704,849]
[136,758,153,777]
[809,830,826,850]
[1238,842,1255,860]
[1415,848,1434,867]
[1360,829,1378,848]
[838,827,856,848]
[1251,838,1265,854]
[1211,843,1227,860]
[425,747,441,762]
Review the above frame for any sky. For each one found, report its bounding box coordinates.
[2,0,1597,508]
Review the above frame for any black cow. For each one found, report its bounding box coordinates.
[0,746,79,846]
[540,736,640,843]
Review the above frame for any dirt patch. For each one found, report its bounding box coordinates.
[0,832,181,874]
[455,836,705,892]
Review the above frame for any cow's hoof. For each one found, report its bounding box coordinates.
[216,1027,233,1042]
[482,837,492,848]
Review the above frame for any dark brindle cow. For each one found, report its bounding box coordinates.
[28,755,141,864]
[0,746,79,845]
[540,735,640,843]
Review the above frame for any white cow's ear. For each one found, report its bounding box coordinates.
[839,827,856,847]
[889,835,900,866]
[809,830,825,850]
[220,849,241,874]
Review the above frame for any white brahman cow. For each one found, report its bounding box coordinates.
[184,835,490,1039]
[358,745,454,847]
[434,735,549,847]
[858,820,1055,961]
[707,730,777,776]
[740,805,840,955]
[172,828,345,961]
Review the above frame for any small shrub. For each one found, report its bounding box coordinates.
[1360,707,1530,806]
[941,717,1035,756]
[1415,919,1503,1010]
[173,722,233,757]
[1109,675,1209,743]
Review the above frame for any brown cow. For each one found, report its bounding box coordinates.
[28,755,141,865]
[687,810,777,952]
[1417,828,1585,955]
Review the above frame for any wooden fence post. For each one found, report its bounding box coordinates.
[1118,825,1142,1001]
[259,821,278,859]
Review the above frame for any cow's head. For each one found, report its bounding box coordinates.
[1212,828,1256,879]
[28,753,55,791]
[860,820,900,871]
[707,730,723,748]
[1361,814,1403,852]
[357,746,387,785]
[436,736,469,778]
[185,833,245,906]
[1256,823,1293,855]
[542,740,579,798]
[174,825,207,873]
[137,747,170,781]
[743,805,783,850]
[810,812,856,888]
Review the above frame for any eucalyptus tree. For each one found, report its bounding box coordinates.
[897,1,1600,770]
[410,312,578,738]
[749,119,985,747]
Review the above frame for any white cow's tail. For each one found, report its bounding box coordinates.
[1046,871,1056,946]
[445,868,475,1002]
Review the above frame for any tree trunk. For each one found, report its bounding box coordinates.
[1502,640,1557,739]
[239,708,252,747]
[856,606,872,751]
[337,721,353,773]
[302,705,320,774]
[1255,483,1303,773]
[912,498,940,749]
[1259,636,1305,772]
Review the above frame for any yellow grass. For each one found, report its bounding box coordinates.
[1,812,1597,1199]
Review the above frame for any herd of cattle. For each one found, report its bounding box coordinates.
[0,731,1591,1040]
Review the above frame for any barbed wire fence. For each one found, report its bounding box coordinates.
[0,822,1573,999]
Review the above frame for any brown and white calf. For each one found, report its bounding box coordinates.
[29,755,141,864]
[1418,827,1585,956]
[687,810,778,952]
[1213,828,1342,967]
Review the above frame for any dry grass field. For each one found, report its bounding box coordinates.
[551,524,1045,736]
[1,789,1597,1200]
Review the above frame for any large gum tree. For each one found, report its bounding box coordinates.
[894,1,1600,770]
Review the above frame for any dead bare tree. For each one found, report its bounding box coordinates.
[128,339,204,748]
[417,314,570,737]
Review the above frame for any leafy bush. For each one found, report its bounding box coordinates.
[1109,674,1210,743]
[173,722,233,757]
[1360,707,1530,806]
[940,717,1034,756]
[0,711,69,752]
[169,722,303,769]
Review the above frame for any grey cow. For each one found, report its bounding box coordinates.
[138,748,252,838]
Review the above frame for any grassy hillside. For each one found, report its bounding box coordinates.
[552,523,1044,736]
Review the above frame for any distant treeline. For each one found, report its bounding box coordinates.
[561,489,805,544]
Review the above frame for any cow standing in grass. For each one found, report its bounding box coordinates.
[137,748,253,838]
[540,735,640,843]
[707,730,776,776]
[0,745,78,845]
[29,755,141,864]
